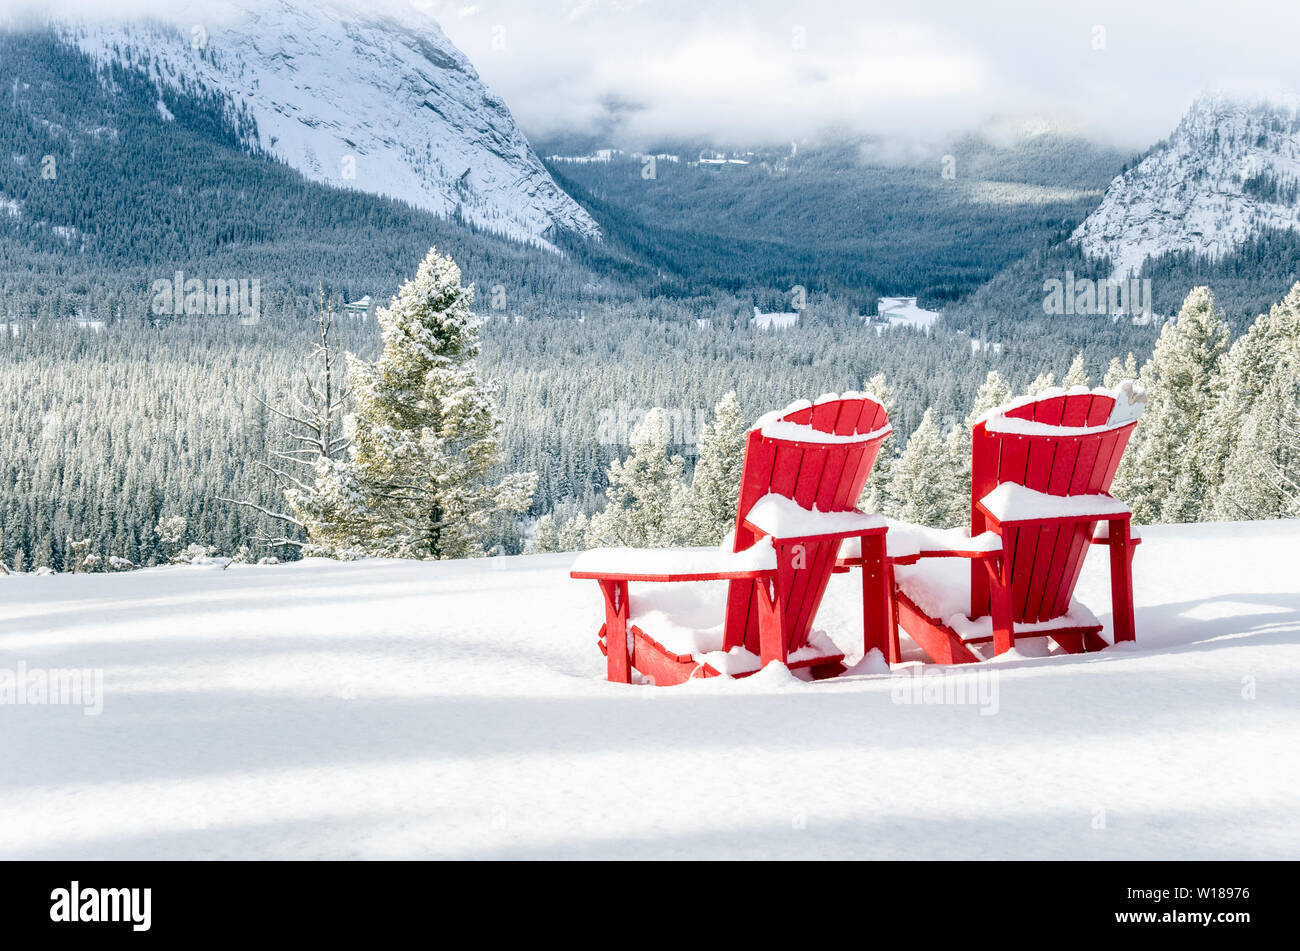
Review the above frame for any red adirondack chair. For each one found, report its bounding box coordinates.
[884,383,1146,663]
[571,393,894,685]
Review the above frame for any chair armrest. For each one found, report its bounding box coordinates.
[570,538,777,583]
[839,520,1002,565]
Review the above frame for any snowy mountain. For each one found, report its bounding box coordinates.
[55,1,599,250]
[1072,94,1300,279]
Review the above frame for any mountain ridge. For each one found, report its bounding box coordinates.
[54,0,599,250]
[1072,93,1300,279]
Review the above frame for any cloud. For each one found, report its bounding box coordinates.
[420,0,1300,149]
[16,0,1300,150]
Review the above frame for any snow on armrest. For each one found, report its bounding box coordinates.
[979,483,1132,522]
[571,537,777,580]
[743,493,886,540]
[1092,521,1142,542]
[839,521,1001,561]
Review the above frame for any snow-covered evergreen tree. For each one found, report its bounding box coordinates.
[557,512,591,552]
[300,247,536,559]
[679,391,747,545]
[1104,353,1140,388]
[1062,351,1090,388]
[885,409,958,525]
[928,371,1014,528]
[1025,371,1056,396]
[1205,283,1300,517]
[1214,370,1300,519]
[589,409,687,547]
[859,373,897,514]
[528,513,562,553]
[1207,283,1300,518]
[967,370,1014,425]
[1113,286,1231,523]
[940,422,972,526]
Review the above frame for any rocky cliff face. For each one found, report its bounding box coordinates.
[1072,94,1300,279]
[58,0,600,250]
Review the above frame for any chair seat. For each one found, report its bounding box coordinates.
[623,581,844,677]
[894,557,1103,646]
[978,484,1132,525]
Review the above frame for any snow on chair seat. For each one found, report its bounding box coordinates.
[743,493,886,540]
[978,484,1133,524]
[615,581,847,681]
[893,557,1106,663]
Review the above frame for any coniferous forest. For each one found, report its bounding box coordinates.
[1,25,1297,570]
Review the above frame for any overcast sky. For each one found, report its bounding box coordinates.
[414,0,1300,150]
[26,0,1300,150]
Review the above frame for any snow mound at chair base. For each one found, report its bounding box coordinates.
[628,580,841,676]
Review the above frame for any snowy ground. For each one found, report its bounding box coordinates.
[2,521,1297,859]
[876,296,942,331]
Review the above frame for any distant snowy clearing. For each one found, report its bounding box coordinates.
[1,521,1297,859]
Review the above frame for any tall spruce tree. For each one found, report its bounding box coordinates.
[1215,370,1300,519]
[859,373,898,514]
[589,409,687,548]
[301,248,536,559]
[885,409,956,525]
[1205,283,1300,517]
[1113,286,1231,523]
[680,391,747,545]
[1062,351,1090,388]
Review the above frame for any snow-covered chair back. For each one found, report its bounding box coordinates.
[970,384,1145,623]
[723,394,892,655]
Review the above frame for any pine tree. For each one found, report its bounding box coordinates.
[1104,352,1140,388]
[1113,286,1231,523]
[940,422,972,526]
[528,513,562,553]
[1025,371,1056,396]
[680,391,747,545]
[859,373,897,513]
[1215,369,1300,519]
[589,409,687,547]
[557,512,591,552]
[885,409,956,525]
[933,371,1014,528]
[967,370,1013,425]
[1062,351,1090,388]
[1206,283,1300,517]
[302,247,536,559]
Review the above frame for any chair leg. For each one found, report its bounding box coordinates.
[1108,519,1136,644]
[988,550,1015,656]
[885,559,902,664]
[756,577,787,669]
[862,533,892,666]
[599,579,631,683]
